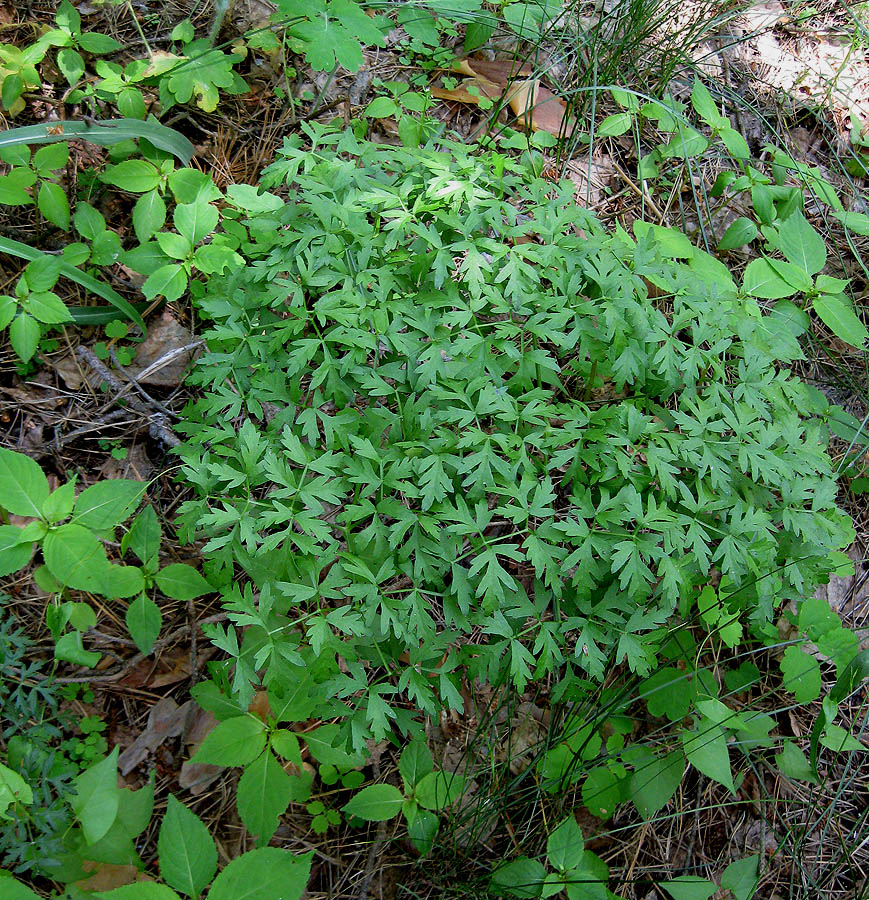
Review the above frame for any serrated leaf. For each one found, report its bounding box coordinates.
[813,294,868,348]
[27,290,71,324]
[690,77,719,125]
[43,523,111,592]
[75,202,106,239]
[581,766,621,820]
[174,201,219,245]
[0,525,33,577]
[237,750,293,846]
[133,190,167,243]
[73,479,144,530]
[106,564,145,599]
[126,593,162,654]
[660,876,718,900]
[414,771,467,810]
[71,748,121,845]
[54,630,101,668]
[834,210,869,235]
[742,258,798,299]
[0,447,49,517]
[207,848,312,900]
[640,666,692,721]
[490,857,547,899]
[123,504,161,566]
[270,729,302,765]
[407,807,439,856]
[721,855,759,900]
[342,783,404,822]
[57,47,85,85]
[37,181,70,230]
[628,749,683,817]
[777,212,826,275]
[78,31,124,54]
[155,563,212,600]
[719,127,750,160]
[158,794,217,898]
[597,113,632,137]
[190,715,266,767]
[142,263,187,302]
[117,775,154,838]
[0,871,42,899]
[820,723,867,753]
[546,815,584,872]
[102,159,162,193]
[718,217,757,251]
[97,885,183,900]
[299,724,365,767]
[9,313,40,362]
[399,741,433,792]
[225,184,283,213]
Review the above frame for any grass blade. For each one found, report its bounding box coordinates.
[0,118,194,164]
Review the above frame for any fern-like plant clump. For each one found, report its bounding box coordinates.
[175,125,852,748]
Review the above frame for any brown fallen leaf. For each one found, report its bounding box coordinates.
[248,689,272,722]
[506,79,575,137]
[436,58,575,137]
[126,310,199,387]
[454,58,535,82]
[431,78,502,106]
[98,443,154,482]
[118,697,192,776]
[52,353,102,391]
[179,706,223,795]
[75,863,149,893]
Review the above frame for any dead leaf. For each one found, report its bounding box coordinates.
[431,78,502,106]
[435,58,575,137]
[179,706,223,795]
[248,690,271,722]
[455,58,535,82]
[743,0,790,30]
[98,443,154,482]
[52,353,102,392]
[118,698,192,775]
[75,863,148,892]
[565,153,618,208]
[507,80,575,137]
[126,311,198,387]
[118,647,215,690]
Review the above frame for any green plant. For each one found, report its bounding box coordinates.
[145,19,250,114]
[37,0,123,88]
[0,141,71,229]
[363,79,442,146]
[275,0,391,73]
[101,160,245,304]
[0,449,213,663]
[0,611,77,875]
[341,740,465,853]
[61,715,108,766]
[844,115,869,177]
[0,748,312,898]
[0,257,72,363]
[490,814,612,899]
[0,118,192,345]
[560,77,868,354]
[174,124,855,816]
